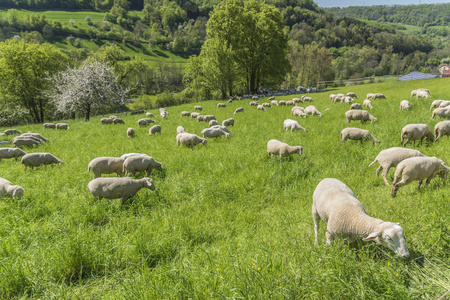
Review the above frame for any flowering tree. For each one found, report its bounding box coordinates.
[47,59,129,121]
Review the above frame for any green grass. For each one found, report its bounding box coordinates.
[0,77,450,298]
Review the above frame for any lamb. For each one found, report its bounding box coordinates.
[399,100,411,111]
[56,123,70,130]
[262,103,271,108]
[434,120,450,141]
[210,125,231,134]
[88,157,124,178]
[431,107,450,119]
[0,148,27,161]
[347,92,358,98]
[159,108,168,119]
[181,111,191,117]
[345,110,377,123]
[176,133,207,147]
[363,99,373,109]
[123,155,163,176]
[301,96,313,102]
[176,126,186,134]
[146,112,156,118]
[127,127,135,138]
[271,100,278,106]
[21,152,63,169]
[400,124,434,146]
[305,105,323,117]
[257,104,266,111]
[340,128,379,144]
[113,118,125,125]
[369,147,425,186]
[4,129,21,135]
[43,123,56,129]
[391,157,450,197]
[20,133,48,143]
[234,107,244,114]
[148,125,162,135]
[267,139,303,159]
[194,105,203,111]
[201,127,230,138]
[283,119,306,132]
[312,178,410,259]
[0,177,24,199]
[87,177,155,204]
[430,100,443,111]
[101,118,114,124]
[217,103,227,108]
[350,103,362,110]
[222,118,234,127]
[191,112,200,119]
[13,137,40,148]
[344,96,354,105]
[209,119,219,127]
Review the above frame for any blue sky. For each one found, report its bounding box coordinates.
[314,0,450,8]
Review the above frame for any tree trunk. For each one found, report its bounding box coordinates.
[85,104,91,121]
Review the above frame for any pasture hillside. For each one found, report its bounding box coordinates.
[0,78,449,298]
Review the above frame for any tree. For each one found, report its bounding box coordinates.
[47,59,129,121]
[0,40,68,123]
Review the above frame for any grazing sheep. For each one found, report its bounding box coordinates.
[149,125,161,135]
[268,96,275,100]
[109,115,118,119]
[262,103,271,108]
[391,157,450,197]
[21,152,63,169]
[88,177,155,204]
[278,100,287,106]
[217,103,227,108]
[43,123,56,129]
[329,94,336,101]
[344,96,354,104]
[159,109,168,119]
[252,96,259,100]
[13,137,40,148]
[101,118,114,125]
[227,99,233,103]
[176,126,186,134]
[312,178,410,259]
[283,119,306,132]
[181,111,191,117]
[0,177,24,199]
[350,103,362,110]
[120,153,148,161]
[113,118,124,125]
[434,120,450,141]
[234,107,244,114]
[222,118,234,127]
[138,119,150,127]
[367,93,386,100]
[292,106,306,117]
[127,127,135,138]
[399,100,411,111]
[271,100,278,106]
[439,100,450,108]
[56,123,70,130]
[4,129,21,135]
[267,139,303,159]
[123,155,163,176]
[340,128,379,144]
[305,105,323,117]
[257,104,266,111]
[363,99,373,109]
[369,147,424,186]
[201,127,230,138]
[176,133,207,147]
[292,98,302,103]
[88,157,124,178]
[347,92,358,98]
[411,89,429,98]
[196,115,206,122]
[194,105,203,111]
[146,112,156,118]
[332,95,344,103]
[400,124,434,146]
[430,100,443,111]
[203,115,217,122]
[249,101,259,106]
[345,110,377,123]
[191,112,200,119]
[209,119,219,127]
[209,125,231,134]
[0,148,26,161]
[431,107,450,119]
[301,96,313,102]
[286,100,295,106]
[20,133,48,143]
[415,90,431,98]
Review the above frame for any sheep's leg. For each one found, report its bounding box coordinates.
[313,209,320,244]
[382,167,391,186]
[391,178,410,197]
[376,166,383,177]
[325,231,334,245]
[417,180,423,189]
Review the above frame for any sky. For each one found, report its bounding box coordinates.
[314,0,450,8]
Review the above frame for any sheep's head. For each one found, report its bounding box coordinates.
[142,178,155,191]
[201,139,207,145]
[363,222,410,259]
[12,186,24,199]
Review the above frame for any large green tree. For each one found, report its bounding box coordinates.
[0,40,68,123]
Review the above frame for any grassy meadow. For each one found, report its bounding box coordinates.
[0,78,450,298]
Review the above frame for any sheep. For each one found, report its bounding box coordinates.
[149,125,161,135]
[113,118,124,125]
[234,107,244,114]
[209,119,219,127]
[329,94,336,101]
[127,127,135,138]
[399,100,411,111]
[252,96,259,100]
[350,103,362,110]
[146,112,156,118]
[123,155,163,176]
[278,100,287,106]
[257,104,266,111]
[222,118,234,127]
[439,100,450,108]
[227,98,233,103]
[432,107,450,120]
[400,124,434,146]
[101,118,114,124]
[194,105,203,111]
[262,103,271,108]
[344,96,354,105]
[4,129,21,135]
[0,177,24,199]
[292,108,307,117]
[210,125,231,134]
[301,96,313,102]
[305,105,323,117]
[201,127,230,138]
[347,92,358,98]
[430,100,443,111]
[391,156,450,197]
[191,112,200,119]
[56,123,70,130]
[340,128,379,144]
[271,100,278,106]
[249,101,259,106]
[21,152,63,169]
[369,147,425,186]
[267,139,302,159]
[88,157,124,178]
[109,115,118,119]
[367,93,386,100]
[138,119,150,127]
[13,137,40,148]
[159,110,168,119]
[43,123,56,129]
[411,89,429,97]
[415,90,431,98]
[345,110,377,123]
[196,115,206,122]
[181,111,191,117]
[0,148,26,162]
[292,97,302,103]
[332,95,344,103]
[363,99,373,109]
[217,103,227,108]
[434,120,450,141]
[268,96,275,100]
[312,178,410,259]
[286,100,295,106]
[283,119,306,132]
[176,126,186,134]
[203,115,217,122]
[176,133,207,147]
[20,133,48,143]
[120,153,148,161]
[88,177,155,204]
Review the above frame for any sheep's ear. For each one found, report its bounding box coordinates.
[363,231,381,242]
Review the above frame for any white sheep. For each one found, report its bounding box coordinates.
[278,100,287,106]
[0,177,24,199]
[367,93,386,100]
[181,111,191,117]
[329,94,336,101]
[345,110,377,123]
[194,105,203,111]
[149,125,161,135]
[13,137,40,148]
[340,128,379,144]
[127,127,135,138]
[249,101,259,106]
[123,155,163,176]
[301,96,313,102]
[286,100,295,106]
[101,118,114,125]
[257,104,266,111]
[88,177,155,204]
[252,96,259,100]
[159,110,168,119]
[391,157,450,197]
[400,124,434,146]
[43,123,56,129]
[434,120,450,141]
[271,100,278,106]
[209,125,231,134]
[146,112,156,118]
[267,139,303,159]
[350,103,362,110]
[56,123,70,130]
[4,129,21,135]
[20,133,48,143]
[430,100,443,111]
[292,106,306,117]
[262,103,271,108]
[222,118,234,127]
[431,107,450,119]
[138,119,150,127]
[283,119,306,132]
[439,100,450,108]
[332,95,343,103]
[268,96,275,100]
[201,127,230,139]
[363,99,373,109]
[346,92,358,98]
[176,126,186,134]
[176,133,207,148]
[217,103,227,108]
[369,147,425,186]
[191,112,200,119]
[209,120,219,127]
[415,90,431,98]
[21,152,63,169]
[113,118,125,124]
[399,100,411,111]
[312,178,410,259]
[411,89,429,97]
[0,148,26,161]
[88,157,124,178]
[304,105,322,117]
[197,115,205,122]
[234,107,244,114]
[344,96,354,105]
[120,153,148,161]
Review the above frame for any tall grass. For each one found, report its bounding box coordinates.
[0,77,449,298]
